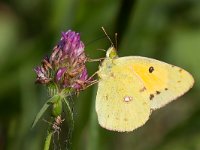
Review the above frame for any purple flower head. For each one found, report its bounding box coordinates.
[59,31,84,58]
[34,66,51,84]
[56,67,67,81]
[35,30,91,92]
[72,67,89,90]
[79,67,88,81]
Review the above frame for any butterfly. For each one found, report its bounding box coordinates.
[95,28,194,132]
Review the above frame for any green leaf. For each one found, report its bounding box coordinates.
[32,94,60,128]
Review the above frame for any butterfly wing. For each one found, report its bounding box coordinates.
[116,56,194,110]
[96,59,150,132]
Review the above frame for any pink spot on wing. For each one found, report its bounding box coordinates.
[124,96,132,102]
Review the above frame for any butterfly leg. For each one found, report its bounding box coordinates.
[87,57,105,62]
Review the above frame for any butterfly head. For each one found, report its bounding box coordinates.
[106,46,118,59]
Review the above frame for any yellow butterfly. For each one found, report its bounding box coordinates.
[95,29,194,132]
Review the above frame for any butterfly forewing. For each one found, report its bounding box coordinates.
[116,56,194,110]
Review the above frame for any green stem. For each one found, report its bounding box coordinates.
[44,131,53,150]
[48,82,59,97]
[64,98,74,130]
[64,97,74,149]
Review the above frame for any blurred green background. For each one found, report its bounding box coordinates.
[0,0,200,150]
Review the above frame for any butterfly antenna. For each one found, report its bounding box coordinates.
[85,35,105,46]
[101,27,114,47]
[97,48,106,52]
[115,33,118,51]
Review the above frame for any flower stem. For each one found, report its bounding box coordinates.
[64,97,74,149]
[64,98,74,129]
[44,131,53,150]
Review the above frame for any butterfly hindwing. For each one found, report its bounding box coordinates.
[96,59,150,132]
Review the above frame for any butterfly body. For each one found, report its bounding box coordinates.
[96,47,194,132]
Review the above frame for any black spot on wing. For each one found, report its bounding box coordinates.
[150,94,154,100]
[149,66,154,73]
[165,88,168,91]
[156,91,161,95]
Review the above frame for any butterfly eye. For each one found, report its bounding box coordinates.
[149,66,154,73]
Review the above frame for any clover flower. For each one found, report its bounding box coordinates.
[33,30,94,149]
[35,30,90,92]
